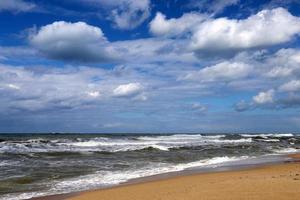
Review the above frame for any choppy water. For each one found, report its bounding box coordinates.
[0,133,299,200]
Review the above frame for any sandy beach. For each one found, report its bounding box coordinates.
[67,154,300,200]
[3,1,300,199]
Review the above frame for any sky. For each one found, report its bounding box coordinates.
[1,0,300,133]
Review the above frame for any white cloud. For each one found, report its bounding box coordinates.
[150,12,206,37]
[279,80,300,92]
[266,67,294,78]
[233,48,300,112]
[111,0,150,30]
[182,62,252,82]
[0,63,162,113]
[87,91,101,97]
[0,0,36,12]
[84,0,150,30]
[112,38,198,64]
[253,89,275,104]
[236,86,300,111]
[113,82,143,97]
[150,8,300,54]
[133,94,148,101]
[0,65,105,112]
[191,8,300,53]
[265,48,300,78]
[29,21,197,64]
[7,84,21,90]
[30,21,117,62]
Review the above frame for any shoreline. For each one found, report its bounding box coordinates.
[67,154,300,200]
[31,153,300,200]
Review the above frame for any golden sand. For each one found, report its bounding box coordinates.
[68,158,300,200]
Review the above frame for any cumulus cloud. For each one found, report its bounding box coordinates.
[191,8,300,53]
[150,8,300,55]
[83,0,151,30]
[182,62,252,82]
[150,12,206,37]
[279,80,300,92]
[29,21,196,64]
[253,89,275,104]
[266,67,294,78]
[236,89,300,111]
[30,21,117,63]
[0,0,36,12]
[113,82,143,97]
[234,90,275,112]
[87,91,101,97]
[233,48,300,111]
[265,48,300,78]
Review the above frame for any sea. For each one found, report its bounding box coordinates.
[0,133,299,200]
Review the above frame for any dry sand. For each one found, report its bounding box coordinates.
[67,154,300,200]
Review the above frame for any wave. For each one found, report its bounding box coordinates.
[272,148,299,154]
[0,134,254,154]
[241,133,294,138]
[58,156,249,188]
[0,155,249,200]
[1,133,298,155]
[1,192,47,200]
[1,133,299,200]
[0,160,20,167]
[254,139,280,142]
[137,134,226,141]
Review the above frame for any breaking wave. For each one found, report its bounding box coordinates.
[1,155,249,200]
[0,133,299,200]
[0,133,298,154]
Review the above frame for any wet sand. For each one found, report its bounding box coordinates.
[65,154,300,200]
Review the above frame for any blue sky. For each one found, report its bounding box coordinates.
[1,0,300,133]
